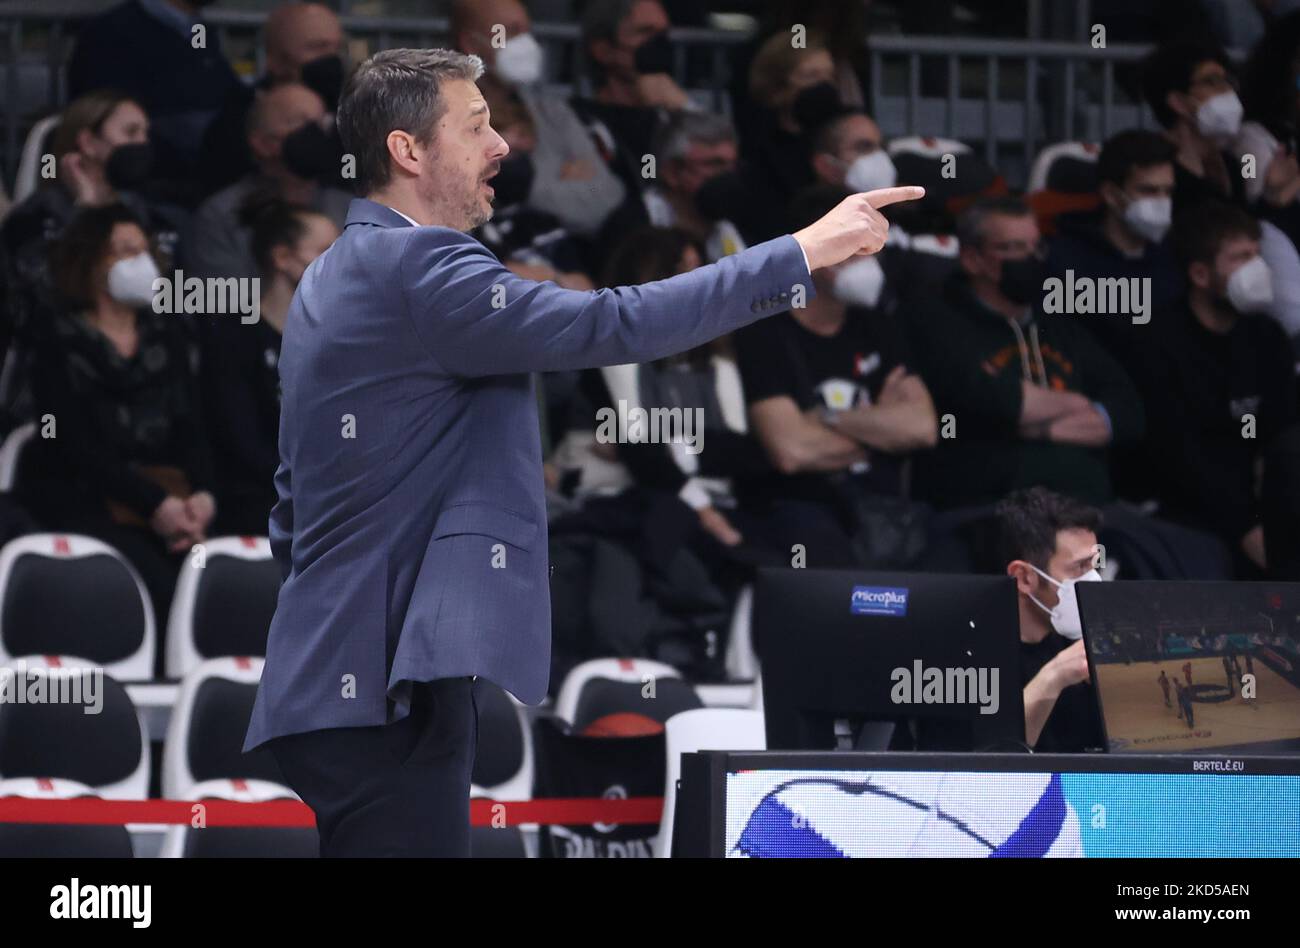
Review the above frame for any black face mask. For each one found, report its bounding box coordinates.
[695,170,747,222]
[792,81,844,133]
[105,142,154,190]
[282,122,345,184]
[634,31,674,75]
[490,153,535,207]
[301,54,345,113]
[998,256,1047,306]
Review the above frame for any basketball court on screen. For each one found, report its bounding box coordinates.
[1094,655,1300,752]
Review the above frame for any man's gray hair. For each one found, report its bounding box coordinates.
[955,195,1033,249]
[336,47,484,196]
[652,110,736,164]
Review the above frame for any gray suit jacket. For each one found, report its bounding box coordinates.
[244,197,812,750]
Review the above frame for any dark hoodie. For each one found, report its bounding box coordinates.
[1044,209,1185,372]
[1044,209,1185,501]
[907,272,1145,509]
[1133,297,1297,547]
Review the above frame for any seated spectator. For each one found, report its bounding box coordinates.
[204,195,338,537]
[452,0,626,240]
[806,110,966,302]
[199,1,346,196]
[0,91,187,424]
[809,109,895,196]
[1138,201,1300,576]
[1045,130,1184,367]
[996,487,1105,753]
[23,204,214,637]
[1044,130,1187,503]
[908,197,1145,510]
[730,0,872,125]
[741,30,839,204]
[599,111,746,266]
[734,185,938,569]
[571,0,697,199]
[1141,37,1245,211]
[187,82,352,281]
[66,0,243,206]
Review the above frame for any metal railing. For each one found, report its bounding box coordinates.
[0,2,1177,191]
[866,34,1166,182]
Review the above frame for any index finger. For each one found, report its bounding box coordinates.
[863,185,926,209]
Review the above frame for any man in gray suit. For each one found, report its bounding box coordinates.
[242,46,920,857]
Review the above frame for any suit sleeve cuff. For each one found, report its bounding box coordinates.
[795,239,812,275]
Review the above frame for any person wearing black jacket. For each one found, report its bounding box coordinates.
[1045,130,1186,502]
[203,195,338,536]
[24,205,214,638]
[907,197,1145,510]
[1138,201,1300,577]
[196,2,345,197]
[570,0,695,203]
[1045,130,1185,368]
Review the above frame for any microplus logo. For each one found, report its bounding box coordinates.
[50,878,151,928]
[850,585,908,617]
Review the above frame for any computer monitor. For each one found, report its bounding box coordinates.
[755,568,1025,752]
[1077,580,1300,754]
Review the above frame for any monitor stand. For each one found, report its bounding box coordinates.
[833,717,896,751]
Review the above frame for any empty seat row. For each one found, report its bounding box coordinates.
[0,533,280,681]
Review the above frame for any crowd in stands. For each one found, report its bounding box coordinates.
[1,0,1299,735]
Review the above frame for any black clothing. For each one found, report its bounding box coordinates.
[1044,209,1185,365]
[1136,299,1298,549]
[735,305,913,511]
[906,272,1145,509]
[266,677,479,857]
[202,316,282,536]
[1020,631,1104,753]
[25,308,211,525]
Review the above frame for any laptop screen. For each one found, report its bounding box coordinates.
[1078,581,1300,754]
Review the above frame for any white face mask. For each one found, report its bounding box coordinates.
[494,32,544,86]
[1195,91,1243,140]
[1123,195,1172,243]
[1226,255,1274,314]
[844,149,897,193]
[106,252,161,308]
[831,255,885,308]
[1028,565,1102,641]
